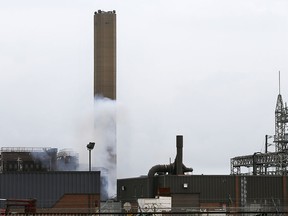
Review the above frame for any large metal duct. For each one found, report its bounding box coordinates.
[148,135,193,177]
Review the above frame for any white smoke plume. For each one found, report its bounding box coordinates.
[92,96,117,200]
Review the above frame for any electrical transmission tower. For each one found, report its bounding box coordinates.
[231,72,288,175]
[274,93,288,152]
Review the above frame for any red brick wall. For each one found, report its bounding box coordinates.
[52,194,100,213]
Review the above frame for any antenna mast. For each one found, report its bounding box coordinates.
[273,71,288,174]
[279,71,281,95]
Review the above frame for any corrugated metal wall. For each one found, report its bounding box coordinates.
[156,175,236,204]
[117,177,150,204]
[243,175,283,209]
[172,194,200,209]
[117,175,236,208]
[0,171,100,208]
[117,175,288,210]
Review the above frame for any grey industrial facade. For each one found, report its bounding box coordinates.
[117,175,287,212]
[117,135,288,213]
[0,171,100,212]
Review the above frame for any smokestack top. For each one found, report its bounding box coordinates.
[95,10,116,14]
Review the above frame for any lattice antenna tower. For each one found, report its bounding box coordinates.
[274,71,288,152]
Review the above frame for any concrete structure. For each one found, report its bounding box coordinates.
[94,10,116,100]
[93,10,117,200]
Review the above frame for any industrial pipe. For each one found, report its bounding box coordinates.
[147,135,193,177]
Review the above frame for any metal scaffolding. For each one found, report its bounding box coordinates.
[231,151,288,175]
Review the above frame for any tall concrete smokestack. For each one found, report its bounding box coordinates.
[94,10,116,99]
[93,10,117,200]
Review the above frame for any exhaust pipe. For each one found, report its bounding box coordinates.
[148,135,193,177]
[176,135,183,175]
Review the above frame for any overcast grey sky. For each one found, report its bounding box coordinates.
[0,0,288,179]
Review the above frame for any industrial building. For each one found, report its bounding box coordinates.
[0,11,117,214]
[116,87,288,214]
[0,148,92,213]
[117,136,288,214]
[118,173,287,213]
[0,147,78,172]
[0,146,116,213]
[2,8,288,214]
[57,148,79,171]
[0,172,100,213]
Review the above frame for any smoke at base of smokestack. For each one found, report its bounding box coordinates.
[93,96,117,200]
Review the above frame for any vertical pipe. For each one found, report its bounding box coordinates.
[252,153,257,175]
[88,149,91,213]
[176,135,183,175]
[89,150,91,172]
[265,135,268,175]
[265,135,268,153]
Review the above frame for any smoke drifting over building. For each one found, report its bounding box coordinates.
[0,147,78,172]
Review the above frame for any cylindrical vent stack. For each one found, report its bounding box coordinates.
[147,135,192,177]
[176,135,183,175]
